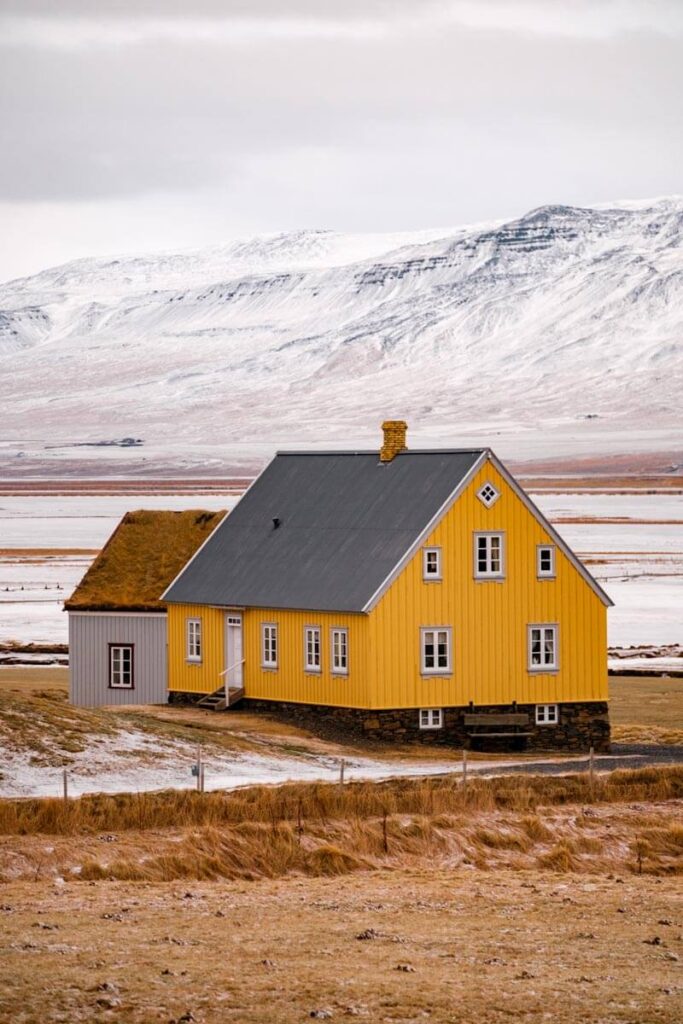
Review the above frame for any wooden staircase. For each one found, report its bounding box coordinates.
[196,685,245,712]
[226,686,245,707]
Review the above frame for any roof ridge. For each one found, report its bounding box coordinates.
[275,448,487,456]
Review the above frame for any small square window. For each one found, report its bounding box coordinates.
[477,482,500,508]
[537,545,556,579]
[419,708,443,730]
[536,704,559,726]
[422,547,442,580]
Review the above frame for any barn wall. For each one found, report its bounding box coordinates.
[68,612,167,707]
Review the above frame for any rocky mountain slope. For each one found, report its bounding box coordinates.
[1,199,681,474]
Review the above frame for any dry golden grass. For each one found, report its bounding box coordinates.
[1,793,681,885]
[608,674,683,733]
[1,765,680,837]
[612,723,683,745]
[2,768,680,886]
[0,667,68,693]
[64,508,225,611]
[0,868,681,1024]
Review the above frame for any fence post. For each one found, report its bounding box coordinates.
[196,745,202,793]
[297,798,303,845]
[62,768,68,805]
[589,746,595,794]
[462,748,468,791]
[339,758,345,788]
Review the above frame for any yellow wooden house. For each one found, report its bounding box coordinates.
[163,422,612,750]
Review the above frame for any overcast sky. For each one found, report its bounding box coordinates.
[1,0,681,281]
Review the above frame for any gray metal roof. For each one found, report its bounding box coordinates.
[163,450,485,612]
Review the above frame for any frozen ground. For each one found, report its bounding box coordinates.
[0,493,236,549]
[0,490,680,651]
[0,718,605,800]
[0,494,237,645]
[533,493,683,650]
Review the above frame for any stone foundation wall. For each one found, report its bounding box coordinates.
[239,698,610,753]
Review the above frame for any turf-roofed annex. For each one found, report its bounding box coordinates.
[160,422,612,752]
[66,509,225,707]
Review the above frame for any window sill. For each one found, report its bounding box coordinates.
[537,575,557,582]
[536,722,559,727]
[422,576,442,583]
[474,575,506,582]
[527,667,559,675]
[421,670,452,678]
[186,658,202,666]
[331,670,349,677]
[419,725,443,731]
[304,669,322,675]
[109,685,134,690]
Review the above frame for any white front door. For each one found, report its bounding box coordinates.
[225,614,243,690]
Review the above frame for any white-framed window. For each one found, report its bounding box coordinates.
[422,547,442,581]
[420,627,452,675]
[109,644,133,689]
[537,544,556,579]
[261,623,278,668]
[419,708,443,730]
[474,532,505,579]
[186,618,202,662]
[528,624,559,672]
[331,627,348,675]
[536,704,559,726]
[477,481,500,508]
[304,626,321,673]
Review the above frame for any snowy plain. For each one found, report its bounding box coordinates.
[0,490,680,650]
[0,715,602,801]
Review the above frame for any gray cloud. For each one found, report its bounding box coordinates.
[2,0,682,48]
[0,0,681,279]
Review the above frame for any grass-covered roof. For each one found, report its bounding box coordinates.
[65,509,226,612]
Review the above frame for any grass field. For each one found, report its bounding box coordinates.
[2,667,682,744]
[1,672,681,1023]
[1,868,681,1024]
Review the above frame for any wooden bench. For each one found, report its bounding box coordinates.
[463,713,532,739]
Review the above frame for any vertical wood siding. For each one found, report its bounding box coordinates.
[243,609,369,707]
[68,613,167,707]
[367,461,608,709]
[167,603,226,693]
[165,460,607,710]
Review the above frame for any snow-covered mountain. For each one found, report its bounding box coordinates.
[1,199,681,475]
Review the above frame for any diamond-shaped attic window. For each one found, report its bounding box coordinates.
[477,482,500,508]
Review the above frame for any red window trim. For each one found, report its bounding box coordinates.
[108,642,135,690]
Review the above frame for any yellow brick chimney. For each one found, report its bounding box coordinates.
[380,420,408,462]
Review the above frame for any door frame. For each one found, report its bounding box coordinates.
[224,612,244,691]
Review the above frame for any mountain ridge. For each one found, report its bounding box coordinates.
[1,198,681,474]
